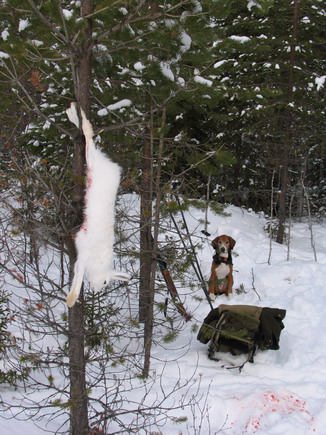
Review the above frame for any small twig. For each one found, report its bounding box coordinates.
[268,169,275,265]
[302,177,318,262]
[251,268,261,301]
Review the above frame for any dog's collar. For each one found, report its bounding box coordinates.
[213,253,233,265]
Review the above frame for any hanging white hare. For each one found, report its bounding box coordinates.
[66,103,129,308]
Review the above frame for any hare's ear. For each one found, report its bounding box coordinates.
[211,236,220,250]
[228,236,236,250]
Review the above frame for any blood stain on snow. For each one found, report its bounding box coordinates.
[239,391,316,433]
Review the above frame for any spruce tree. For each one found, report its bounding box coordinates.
[0,0,237,431]
[194,0,326,235]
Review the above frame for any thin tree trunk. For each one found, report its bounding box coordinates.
[68,292,88,435]
[276,143,289,244]
[142,107,166,377]
[204,173,211,234]
[302,174,318,262]
[287,189,295,261]
[139,135,153,324]
[67,1,93,433]
[268,169,275,265]
[68,133,89,435]
[276,0,299,244]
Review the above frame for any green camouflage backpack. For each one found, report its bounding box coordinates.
[197,304,286,370]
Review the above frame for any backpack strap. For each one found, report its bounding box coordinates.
[207,310,258,372]
[208,343,257,372]
[226,345,257,372]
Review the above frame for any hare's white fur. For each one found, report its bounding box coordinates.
[66,103,129,308]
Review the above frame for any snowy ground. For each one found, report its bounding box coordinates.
[153,205,326,435]
[1,203,326,434]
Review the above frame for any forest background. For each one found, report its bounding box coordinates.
[0,1,325,434]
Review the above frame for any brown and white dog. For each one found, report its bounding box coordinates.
[208,235,236,300]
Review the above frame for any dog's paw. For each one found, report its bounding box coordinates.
[209,293,216,302]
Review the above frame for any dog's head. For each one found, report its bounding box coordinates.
[211,235,236,255]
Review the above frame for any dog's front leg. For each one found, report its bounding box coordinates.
[226,266,233,297]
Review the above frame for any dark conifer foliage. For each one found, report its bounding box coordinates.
[0,1,324,218]
[199,0,325,224]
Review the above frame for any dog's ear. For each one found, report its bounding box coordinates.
[228,236,236,250]
[211,236,220,250]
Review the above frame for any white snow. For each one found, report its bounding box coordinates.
[134,61,145,71]
[97,99,132,116]
[1,29,9,40]
[108,99,132,111]
[0,51,10,59]
[180,30,192,52]
[302,16,310,24]
[160,61,175,81]
[177,76,185,86]
[229,35,251,43]
[42,120,51,129]
[214,59,227,68]
[29,39,44,47]
[1,198,326,433]
[18,19,30,32]
[62,8,73,20]
[119,7,128,16]
[248,0,262,11]
[97,107,108,116]
[194,75,213,87]
[315,75,326,91]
